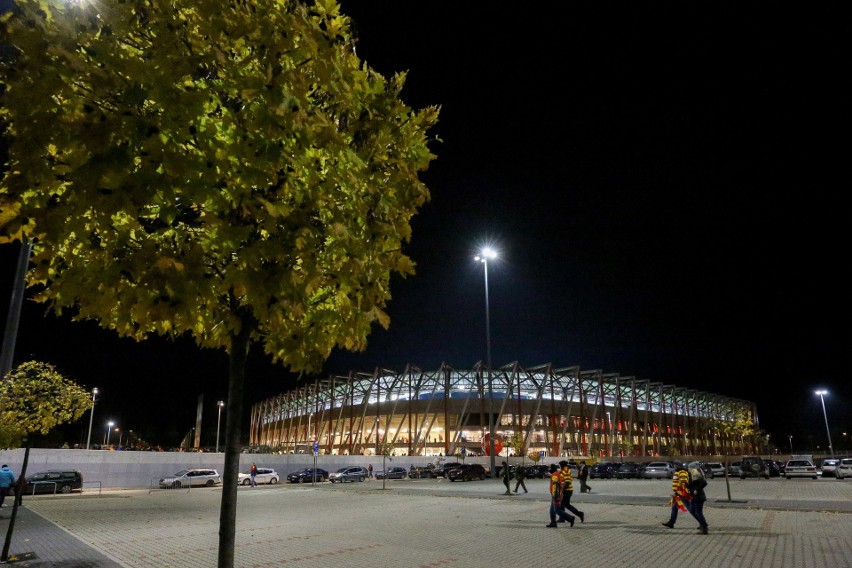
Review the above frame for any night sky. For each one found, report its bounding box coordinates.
[1,2,849,453]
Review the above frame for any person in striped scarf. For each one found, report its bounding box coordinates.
[661,465,692,528]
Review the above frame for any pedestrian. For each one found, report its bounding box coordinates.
[368,464,373,479]
[578,460,592,493]
[514,464,528,493]
[250,462,258,487]
[546,463,575,527]
[501,461,512,494]
[687,461,709,534]
[662,464,692,529]
[0,464,16,508]
[558,461,585,522]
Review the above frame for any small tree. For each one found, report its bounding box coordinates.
[711,409,757,502]
[0,361,90,562]
[378,441,394,490]
[507,433,525,464]
[1,2,437,566]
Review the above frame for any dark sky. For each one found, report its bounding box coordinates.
[1,2,849,452]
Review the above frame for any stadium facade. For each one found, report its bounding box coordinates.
[249,362,760,458]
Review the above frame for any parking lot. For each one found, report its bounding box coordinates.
[2,475,850,567]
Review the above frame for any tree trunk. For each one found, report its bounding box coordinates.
[217,324,251,568]
[2,435,31,562]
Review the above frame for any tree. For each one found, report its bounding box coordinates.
[0,2,437,566]
[0,361,90,563]
[711,409,757,502]
[507,432,525,463]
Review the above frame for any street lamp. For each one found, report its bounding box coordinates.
[216,400,225,453]
[788,435,793,455]
[474,247,498,478]
[814,390,834,456]
[105,420,115,447]
[85,387,98,450]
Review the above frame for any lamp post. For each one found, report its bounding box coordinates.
[85,387,98,450]
[216,400,225,453]
[105,420,115,447]
[475,247,498,478]
[788,435,793,455]
[116,428,122,448]
[814,390,834,456]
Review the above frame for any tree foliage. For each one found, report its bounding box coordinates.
[1,3,436,565]
[0,361,89,435]
[0,0,438,372]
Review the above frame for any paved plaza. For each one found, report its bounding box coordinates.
[1,476,850,567]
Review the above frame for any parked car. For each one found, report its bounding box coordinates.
[642,462,673,479]
[765,460,781,477]
[524,464,550,479]
[238,467,279,486]
[834,458,852,480]
[614,462,642,479]
[23,470,84,495]
[705,462,725,478]
[740,456,769,479]
[784,459,818,479]
[447,464,487,481]
[286,468,329,483]
[820,458,840,478]
[728,461,742,476]
[432,462,461,478]
[159,468,221,489]
[589,462,616,479]
[775,460,786,476]
[408,464,438,479]
[329,467,368,483]
[375,466,407,480]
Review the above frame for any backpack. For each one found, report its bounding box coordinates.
[689,467,707,489]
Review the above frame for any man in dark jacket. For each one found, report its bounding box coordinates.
[513,464,528,493]
[578,460,591,493]
[687,462,709,534]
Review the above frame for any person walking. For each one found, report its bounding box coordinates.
[501,461,512,495]
[546,463,575,528]
[514,464,528,493]
[662,464,692,528]
[368,464,373,479]
[687,461,709,534]
[250,462,258,487]
[0,464,16,508]
[558,461,585,522]
[578,460,591,493]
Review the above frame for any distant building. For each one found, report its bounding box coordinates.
[249,362,759,457]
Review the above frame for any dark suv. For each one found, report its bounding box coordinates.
[24,470,84,495]
[433,462,462,478]
[447,464,486,481]
[740,456,770,479]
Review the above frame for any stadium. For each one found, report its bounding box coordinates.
[249,362,760,458]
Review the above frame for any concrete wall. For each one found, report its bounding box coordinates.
[0,449,507,489]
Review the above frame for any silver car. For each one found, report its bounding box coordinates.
[329,467,368,483]
[238,468,279,486]
[159,468,221,488]
[642,462,673,479]
[834,458,852,480]
[784,459,818,479]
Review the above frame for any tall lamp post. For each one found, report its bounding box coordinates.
[814,390,834,456]
[788,435,793,454]
[216,400,225,453]
[85,387,98,450]
[475,247,498,478]
[105,420,115,447]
